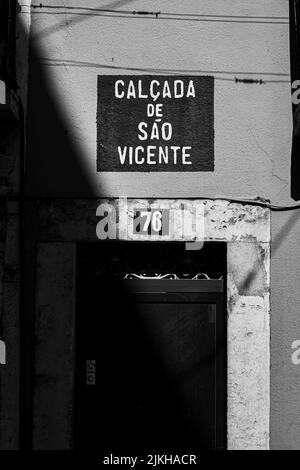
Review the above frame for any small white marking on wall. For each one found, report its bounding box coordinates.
[0,340,6,365]
[291,340,300,365]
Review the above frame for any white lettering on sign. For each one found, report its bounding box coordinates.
[137,121,173,141]
[115,79,196,101]
[117,145,192,166]
[291,340,300,365]
[113,79,196,167]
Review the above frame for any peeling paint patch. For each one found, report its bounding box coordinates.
[31,198,270,450]
[228,242,268,297]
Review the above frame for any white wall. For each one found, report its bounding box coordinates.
[26,0,300,449]
[27,0,290,200]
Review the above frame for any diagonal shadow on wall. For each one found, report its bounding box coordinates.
[238,210,300,294]
[20,2,225,453]
[30,0,136,40]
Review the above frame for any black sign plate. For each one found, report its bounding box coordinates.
[97,75,214,172]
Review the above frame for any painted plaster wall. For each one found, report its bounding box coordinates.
[26,0,291,200]
[24,0,300,449]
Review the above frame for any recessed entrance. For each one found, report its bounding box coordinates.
[28,198,270,450]
[75,241,227,451]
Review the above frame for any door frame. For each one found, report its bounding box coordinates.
[119,278,226,450]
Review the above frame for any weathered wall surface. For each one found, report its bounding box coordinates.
[22,0,300,449]
[0,1,31,449]
[26,0,291,200]
[29,199,270,450]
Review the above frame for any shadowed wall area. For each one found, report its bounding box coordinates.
[25,40,98,197]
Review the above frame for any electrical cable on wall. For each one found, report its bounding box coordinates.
[40,58,289,84]
[8,196,297,212]
[26,4,289,24]
[23,4,295,210]
[26,4,290,84]
[195,197,300,212]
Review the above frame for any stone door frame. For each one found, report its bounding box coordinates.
[26,198,270,450]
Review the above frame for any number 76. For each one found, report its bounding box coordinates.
[139,210,162,233]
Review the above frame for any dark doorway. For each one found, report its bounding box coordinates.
[75,242,226,453]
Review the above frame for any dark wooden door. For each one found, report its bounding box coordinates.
[75,278,226,452]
